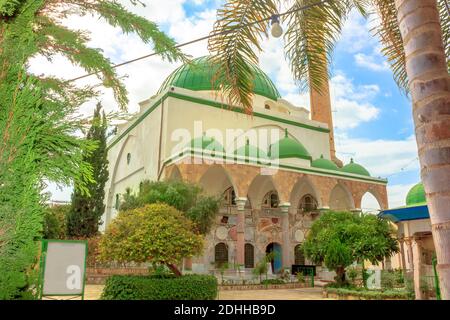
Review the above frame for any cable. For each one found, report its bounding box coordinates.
[66,0,332,83]
[385,156,419,178]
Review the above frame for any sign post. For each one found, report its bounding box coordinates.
[38,239,88,300]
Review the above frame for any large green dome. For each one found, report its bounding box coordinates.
[158,56,281,101]
[312,154,339,171]
[406,182,426,206]
[341,158,371,176]
[269,129,311,160]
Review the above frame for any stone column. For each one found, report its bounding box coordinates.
[406,238,414,272]
[235,197,247,267]
[399,239,407,272]
[412,238,423,300]
[280,203,291,269]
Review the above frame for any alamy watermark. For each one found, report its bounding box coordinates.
[170,121,281,175]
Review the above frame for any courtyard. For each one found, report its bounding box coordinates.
[84,285,331,301]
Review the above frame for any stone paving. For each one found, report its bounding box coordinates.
[83,285,332,300]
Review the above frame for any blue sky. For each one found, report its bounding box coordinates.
[31,0,421,209]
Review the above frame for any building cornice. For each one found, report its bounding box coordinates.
[107,89,330,150]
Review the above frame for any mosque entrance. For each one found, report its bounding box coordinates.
[266,242,282,273]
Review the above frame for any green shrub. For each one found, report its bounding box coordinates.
[296,272,305,283]
[381,270,406,290]
[101,275,217,300]
[347,267,358,284]
[326,287,412,300]
[261,279,285,285]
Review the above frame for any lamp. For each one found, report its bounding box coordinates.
[270,15,283,38]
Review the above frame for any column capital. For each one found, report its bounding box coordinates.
[279,202,291,214]
[235,197,247,211]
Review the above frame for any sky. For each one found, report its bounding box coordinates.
[33,0,421,210]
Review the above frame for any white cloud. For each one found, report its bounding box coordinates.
[335,134,419,178]
[354,53,389,72]
[338,9,378,54]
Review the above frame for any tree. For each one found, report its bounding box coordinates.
[67,103,109,237]
[0,0,184,298]
[98,203,204,276]
[208,0,450,298]
[120,180,221,235]
[302,211,398,285]
[43,204,70,239]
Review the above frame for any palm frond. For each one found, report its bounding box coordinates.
[284,0,353,93]
[208,0,279,112]
[438,0,450,71]
[371,0,409,93]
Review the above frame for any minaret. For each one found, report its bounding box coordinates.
[309,59,343,167]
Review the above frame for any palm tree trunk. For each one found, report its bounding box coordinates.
[394,0,450,299]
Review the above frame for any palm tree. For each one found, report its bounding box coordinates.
[207,0,450,299]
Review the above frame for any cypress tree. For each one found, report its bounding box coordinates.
[1,0,184,298]
[67,103,109,237]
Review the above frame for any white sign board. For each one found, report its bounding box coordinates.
[41,240,87,297]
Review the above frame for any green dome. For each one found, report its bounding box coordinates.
[269,129,311,160]
[341,158,371,176]
[312,154,339,171]
[406,182,426,206]
[188,135,225,154]
[234,140,268,159]
[158,56,281,101]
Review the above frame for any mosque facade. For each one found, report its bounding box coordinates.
[102,56,388,273]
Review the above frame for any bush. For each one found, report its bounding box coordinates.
[381,270,405,289]
[98,204,203,275]
[101,275,217,300]
[261,279,285,285]
[326,287,412,300]
[43,205,69,239]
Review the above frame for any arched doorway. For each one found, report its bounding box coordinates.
[294,244,305,265]
[361,191,381,214]
[215,243,228,267]
[244,243,254,268]
[266,243,282,273]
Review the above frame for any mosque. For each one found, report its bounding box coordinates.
[101,56,388,274]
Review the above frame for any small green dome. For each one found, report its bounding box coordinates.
[406,182,426,206]
[312,155,339,171]
[158,56,281,101]
[269,129,311,160]
[234,140,268,159]
[341,158,371,176]
[188,135,225,154]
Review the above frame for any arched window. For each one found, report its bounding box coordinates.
[299,194,318,212]
[265,104,271,110]
[223,187,236,206]
[295,244,305,265]
[115,194,120,210]
[126,152,131,165]
[244,243,254,268]
[215,243,228,267]
[263,191,279,208]
[245,196,252,209]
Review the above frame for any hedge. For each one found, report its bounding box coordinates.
[326,287,413,300]
[101,274,218,300]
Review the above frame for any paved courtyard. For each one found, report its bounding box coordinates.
[84,285,332,300]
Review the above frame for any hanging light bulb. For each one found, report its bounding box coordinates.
[270,14,283,38]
